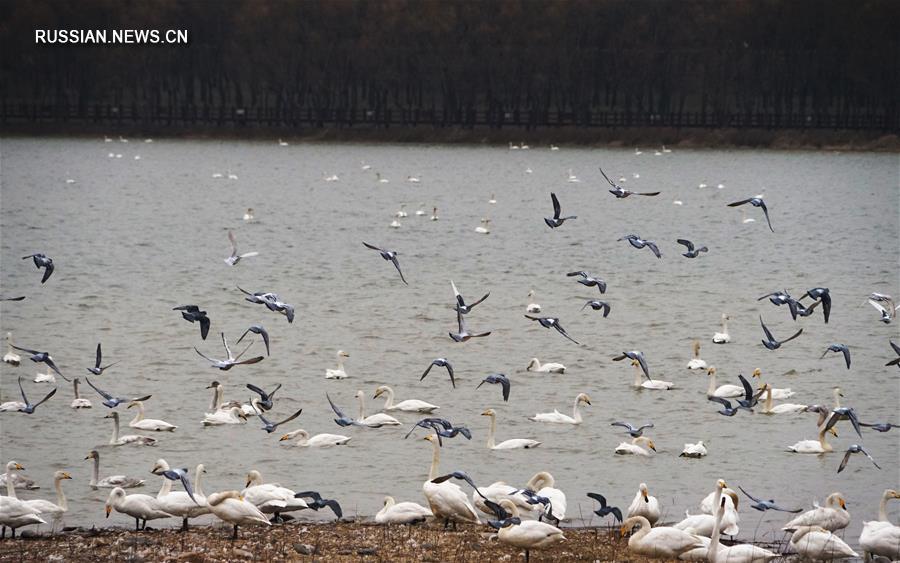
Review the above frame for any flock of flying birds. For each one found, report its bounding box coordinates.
[0,139,898,563]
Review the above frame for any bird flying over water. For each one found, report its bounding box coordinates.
[738,486,802,513]
[866,293,898,324]
[251,401,302,433]
[821,344,851,369]
[887,340,900,367]
[362,242,407,285]
[194,332,264,370]
[476,373,510,402]
[567,271,606,293]
[224,230,258,266]
[10,343,67,381]
[800,287,831,323]
[544,192,577,228]
[326,393,363,427]
[708,395,748,416]
[759,316,803,350]
[173,305,211,340]
[618,234,661,258]
[246,383,281,411]
[235,287,294,323]
[676,239,708,258]
[293,491,342,518]
[449,309,491,342]
[420,358,455,388]
[22,253,54,283]
[837,444,881,473]
[525,315,579,344]
[581,300,611,316]
[450,280,489,314]
[151,464,199,505]
[87,343,121,375]
[610,421,654,438]
[84,377,151,408]
[236,324,270,356]
[586,493,623,522]
[600,167,660,198]
[11,376,56,414]
[612,351,649,379]
[727,197,774,232]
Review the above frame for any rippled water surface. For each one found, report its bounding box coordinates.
[1,138,897,551]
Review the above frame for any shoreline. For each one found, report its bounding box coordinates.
[1,123,898,152]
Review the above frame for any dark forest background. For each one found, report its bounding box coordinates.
[1,0,898,132]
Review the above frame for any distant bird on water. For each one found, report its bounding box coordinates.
[524,315,579,345]
[362,242,408,285]
[173,305,211,340]
[618,234,662,259]
[600,168,660,198]
[567,271,607,293]
[544,192,577,228]
[676,239,708,258]
[727,197,774,232]
[759,316,803,350]
[22,253,54,283]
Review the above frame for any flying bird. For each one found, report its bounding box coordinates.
[821,344,851,370]
[586,493,623,522]
[10,343,67,381]
[362,242,407,285]
[567,271,607,293]
[0,296,26,301]
[858,422,895,432]
[87,343,121,375]
[610,421,654,438]
[84,377,151,408]
[224,230,258,265]
[612,351,649,380]
[581,300,611,316]
[405,418,471,444]
[173,305,210,340]
[194,332,264,370]
[151,465,199,505]
[600,167,660,198]
[618,234,661,259]
[738,486,802,513]
[11,376,57,414]
[524,315,579,344]
[235,287,295,323]
[246,383,281,411]
[757,290,794,307]
[293,491,342,518]
[236,325,270,356]
[250,401,302,433]
[800,287,831,323]
[824,407,863,439]
[326,393,363,427]
[887,340,900,367]
[544,192,577,228]
[22,253,54,283]
[420,358,455,388]
[727,197,774,232]
[788,299,821,320]
[759,316,803,350]
[867,293,898,324]
[476,373,510,402]
[837,445,881,473]
[450,280,489,314]
[449,309,491,342]
[676,239,708,258]
[708,396,749,416]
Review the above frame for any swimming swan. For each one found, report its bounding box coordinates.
[278,429,351,447]
[712,314,731,343]
[631,359,674,390]
[105,412,158,446]
[529,393,591,424]
[325,350,350,379]
[374,385,439,413]
[759,384,807,414]
[615,437,657,456]
[706,367,744,398]
[127,400,177,431]
[481,409,541,450]
[526,290,542,313]
[686,340,707,370]
[70,378,92,409]
[526,358,565,373]
[354,390,402,426]
[3,333,21,366]
[85,450,144,489]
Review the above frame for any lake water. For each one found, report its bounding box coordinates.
[1,138,897,553]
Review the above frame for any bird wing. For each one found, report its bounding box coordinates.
[362,241,382,252]
[758,200,774,232]
[554,323,580,345]
[95,343,102,369]
[389,255,408,285]
[10,344,40,355]
[846,409,863,438]
[586,492,608,507]
[450,280,464,307]
[551,192,561,219]
[257,328,270,355]
[17,376,29,404]
[837,449,853,473]
[236,328,252,345]
[227,230,238,256]
[235,285,253,296]
[445,362,456,388]
[601,302,611,317]
[250,400,271,426]
[781,328,803,344]
[598,167,616,187]
[759,316,775,342]
[637,191,661,196]
[193,347,216,363]
[469,292,490,308]
[326,393,346,418]
[676,239,694,252]
[1,296,26,301]
[246,383,267,399]
[738,374,753,402]
[708,396,733,409]
[420,362,434,380]
[861,447,881,469]
[840,347,851,369]
[524,314,541,322]
[40,262,54,283]
[635,354,650,379]
[646,241,662,259]
[235,356,264,366]
[610,421,635,432]
[84,377,114,401]
[727,198,753,207]
[43,357,68,381]
[567,271,588,277]
[32,386,57,409]
[267,384,282,400]
[484,499,510,521]
[890,340,900,356]
[274,408,303,429]
[637,423,654,431]
[738,486,764,504]
[232,340,254,361]
[499,376,510,402]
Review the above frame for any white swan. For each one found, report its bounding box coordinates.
[0,462,46,536]
[0,470,39,491]
[376,172,389,183]
[680,441,708,458]
[566,169,581,183]
[472,482,536,517]
[860,489,900,560]
[488,193,497,204]
[85,450,144,489]
[708,494,779,562]
[3,333,20,366]
[482,409,540,450]
[242,208,255,221]
[105,412,158,446]
[395,204,408,218]
[526,290,541,313]
[415,203,426,215]
[430,207,439,221]
[712,314,731,343]
[374,385,439,413]
[631,359,674,390]
[23,470,71,533]
[686,340,707,370]
[127,400,177,431]
[750,368,794,398]
[70,378,92,409]
[674,480,739,538]
[242,469,308,520]
[408,176,421,184]
[278,428,351,447]
[620,515,705,559]
[207,490,270,539]
[789,526,858,560]
[390,219,401,228]
[375,495,432,525]
[202,406,248,426]
[529,392,591,424]
[151,460,209,530]
[278,139,288,146]
[105,487,171,530]
[526,358,565,373]
[33,365,55,383]
[421,434,480,525]
[205,380,254,415]
[626,483,660,525]
[496,499,566,558]
[787,426,833,454]
[354,390,402,426]
[759,384,807,414]
[783,493,849,531]
[475,218,491,234]
[325,350,350,379]
[615,437,656,456]
[706,367,744,398]
[525,471,567,521]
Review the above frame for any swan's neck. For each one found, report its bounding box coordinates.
[54,477,68,511]
[91,457,100,487]
[707,373,717,396]
[721,317,728,332]
[764,386,773,411]
[692,344,701,360]
[6,470,16,498]
[573,398,583,423]
[210,386,221,411]
[633,366,643,388]
[878,491,890,522]
[194,467,205,498]
[129,404,144,425]
[486,416,496,449]
[356,395,366,421]
[428,440,440,481]
[158,474,173,497]
[109,415,120,444]
[818,427,832,451]
[833,390,841,409]
[336,358,345,371]
[381,389,394,409]
[73,380,80,399]
[710,506,723,563]
[632,518,650,543]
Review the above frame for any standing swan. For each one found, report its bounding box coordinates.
[127,400,177,431]
[481,409,541,449]
[709,497,779,561]
[151,460,209,531]
[373,386,439,413]
[421,434,480,526]
[686,340,707,369]
[525,471,567,521]
[105,412,158,446]
[0,462,45,537]
[105,487,171,531]
[22,470,72,533]
[712,314,731,343]
[860,489,900,560]
[206,490,270,539]
[70,378,92,409]
[325,350,350,379]
[526,358,565,373]
[529,393,591,424]
[3,333,20,366]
